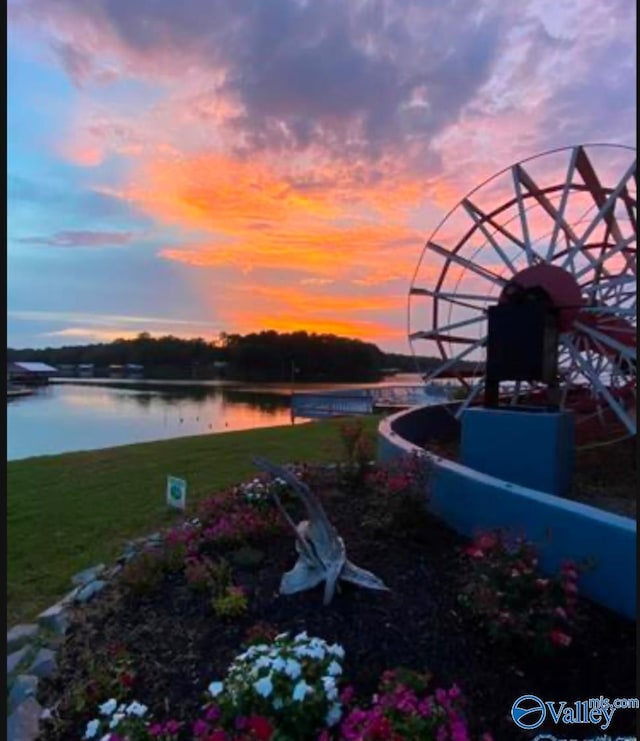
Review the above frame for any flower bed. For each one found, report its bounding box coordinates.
[37,460,636,740]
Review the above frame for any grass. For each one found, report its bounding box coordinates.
[7,417,380,626]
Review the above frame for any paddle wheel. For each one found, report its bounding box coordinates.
[408,144,636,447]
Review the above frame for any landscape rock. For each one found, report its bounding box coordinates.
[37,602,70,636]
[7,646,30,675]
[118,542,139,564]
[8,675,39,711]
[28,648,57,679]
[7,625,39,653]
[71,564,105,587]
[75,579,107,604]
[144,532,164,549]
[7,696,42,741]
[60,587,80,605]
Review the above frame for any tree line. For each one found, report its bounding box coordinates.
[7,331,477,382]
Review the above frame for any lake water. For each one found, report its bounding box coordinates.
[7,375,434,461]
[7,382,305,461]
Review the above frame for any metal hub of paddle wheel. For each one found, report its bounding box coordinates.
[408,144,637,447]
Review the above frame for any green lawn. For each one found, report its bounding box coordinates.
[7,417,380,625]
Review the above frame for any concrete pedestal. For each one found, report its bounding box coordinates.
[461,407,575,496]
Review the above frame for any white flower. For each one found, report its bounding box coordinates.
[126,701,148,717]
[254,656,272,670]
[292,679,313,702]
[271,657,286,672]
[273,697,284,710]
[83,719,100,739]
[109,713,125,729]
[284,658,302,679]
[322,676,338,701]
[306,645,325,659]
[294,631,309,642]
[328,643,345,659]
[327,660,343,676]
[254,675,274,698]
[275,632,289,640]
[209,681,224,697]
[98,699,117,716]
[326,703,343,727]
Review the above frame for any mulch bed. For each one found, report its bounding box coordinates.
[38,477,636,739]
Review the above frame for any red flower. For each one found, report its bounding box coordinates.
[464,546,485,559]
[118,671,135,688]
[550,629,572,647]
[206,731,227,741]
[246,715,273,740]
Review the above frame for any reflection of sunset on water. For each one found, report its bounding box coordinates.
[7,384,308,460]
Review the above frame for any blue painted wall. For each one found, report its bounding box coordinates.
[460,407,575,496]
[378,405,636,620]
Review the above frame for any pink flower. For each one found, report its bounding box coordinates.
[340,685,356,704]
[205,705,221,722]
[193,719,210,737]
[476,533,498,551]
[535,578,549,589]
[554,606,568,620]
[550,628,572,647]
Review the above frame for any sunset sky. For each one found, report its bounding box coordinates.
[7,0,636,352]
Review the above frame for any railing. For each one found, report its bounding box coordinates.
[291,384,450,419]
[291,392,373,418]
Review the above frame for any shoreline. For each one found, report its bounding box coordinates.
[51,373,426,396]
[7,417,382,624]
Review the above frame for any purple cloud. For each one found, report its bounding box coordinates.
[17,230,136,247]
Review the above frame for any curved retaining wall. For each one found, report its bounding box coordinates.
[378,404,636,621]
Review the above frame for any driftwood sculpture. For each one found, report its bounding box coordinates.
[253,457,389,605]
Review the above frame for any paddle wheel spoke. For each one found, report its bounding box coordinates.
[409,144,636,447]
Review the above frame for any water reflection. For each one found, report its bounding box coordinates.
[7,383,300,461]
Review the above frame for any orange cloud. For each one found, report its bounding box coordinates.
[107,149,432,286]
[208,283,408,344]
[89,144,449,345]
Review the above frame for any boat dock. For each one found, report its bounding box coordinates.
[7,387,33,399]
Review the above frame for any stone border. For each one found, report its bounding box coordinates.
[7,464,364,741]
[6,530,173,741]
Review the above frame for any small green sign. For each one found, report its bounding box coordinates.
[166,476,186,510]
